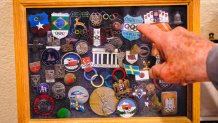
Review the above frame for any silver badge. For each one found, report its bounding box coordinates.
[52,82,65,99]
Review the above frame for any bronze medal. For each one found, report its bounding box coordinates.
[89,87,118,116]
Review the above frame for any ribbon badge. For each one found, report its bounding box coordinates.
[52,13,70,39]
[122,15,143,41]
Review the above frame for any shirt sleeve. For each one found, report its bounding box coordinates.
[206,46,218,90]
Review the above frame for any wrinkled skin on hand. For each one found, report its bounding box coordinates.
[137,24,216,85]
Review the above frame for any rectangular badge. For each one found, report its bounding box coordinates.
[45,70,55,83]
[161,91,177,115]
[54,64,65,78]
[135,70,149,81]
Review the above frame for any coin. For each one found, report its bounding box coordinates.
[89,87,118,116]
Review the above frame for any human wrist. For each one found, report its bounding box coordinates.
[206,44,218,82]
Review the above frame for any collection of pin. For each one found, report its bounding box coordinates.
[28,10,182,118]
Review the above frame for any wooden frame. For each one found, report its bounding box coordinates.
[13,0,200,123]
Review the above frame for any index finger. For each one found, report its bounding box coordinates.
[137,24,165,45]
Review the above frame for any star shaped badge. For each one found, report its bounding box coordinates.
[36,22,44,30]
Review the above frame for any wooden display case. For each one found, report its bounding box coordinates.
[13,0,200,123]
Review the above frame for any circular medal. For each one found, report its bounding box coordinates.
[61,52,81,72]
[89,12,102,27]
[37,83,49,94]
[64,73,76,85]
[41,48,60,66]
[57,108,71,118]
[68,86,89,103]
[34,94,54,116]
[52,82,65,99]
[117,98,137,118]
[89,87,118,116]
[153,79,173,90]
[75,41,89,55]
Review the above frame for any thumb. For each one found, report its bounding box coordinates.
[149,63,166,80]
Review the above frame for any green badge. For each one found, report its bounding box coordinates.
[57,108,71,118]
[51,13,69,39]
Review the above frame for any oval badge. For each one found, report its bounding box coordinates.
[68,86,89,103]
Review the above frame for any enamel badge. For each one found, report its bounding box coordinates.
[126,51,138,64]
[144,10,169,24]
[61,52,81,72]
[68,86,89,103]
[28,12,51,36]
[41,48,60,66]
[37,83,49,94]
[122,15,143,41]
[117,98,137,118]
[161,91,177,115]
[70,11,89,39]
[70,99,85,112]
[29,61,40,74]
[124,64,140,75]
[34,95,54,116]
[51,13,69,39]
[81,57,93,72]
[135,70,149,81]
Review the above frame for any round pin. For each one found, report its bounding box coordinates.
[34,94,54,116]
[41,48,60,66]
[61,52,81,72]
[89,87,118,116]
[75,41,89,55]
[64,73,76,85]
[117,98,137,118]
[52,82,65,99]
[57,108,71,118]
[68,86,89,103]
[37,83,49,94]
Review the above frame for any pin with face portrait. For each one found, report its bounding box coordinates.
[45,70,55,83]
[46,31,60,50]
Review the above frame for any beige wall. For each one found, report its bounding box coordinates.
[0,0,217,122]
[0,0,17,123]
